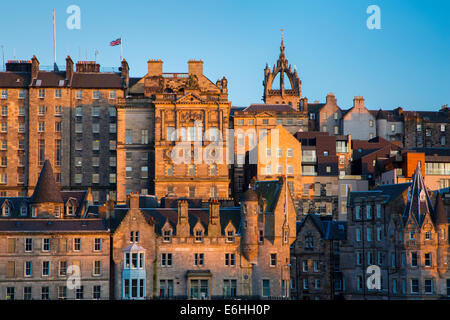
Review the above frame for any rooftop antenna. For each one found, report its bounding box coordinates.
[52,9,58,71]
[94,49,99,62]
[1,45,4,70]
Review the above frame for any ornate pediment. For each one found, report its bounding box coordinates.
[176,93,204,104]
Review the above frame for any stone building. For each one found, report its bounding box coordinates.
[290,214,346,300]
[342,96,377,140]
[403,105,450,149]
[378,148,450,190]
[116,59,232,203]
[0,56,128,202]
[250,124,303,201]
[341,182,411,299]
[342,165,450,299]
[0,160,110,300]
[111,178,296,300]
[294,132,352,218]
[385,166,450,299]
[305,93,343,135]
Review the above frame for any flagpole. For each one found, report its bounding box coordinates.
[120,36,123,61]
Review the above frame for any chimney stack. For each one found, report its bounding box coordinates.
[188,60,203,76]
[31,55,39,79]
[66,56,73,81]
[147,59,163,76]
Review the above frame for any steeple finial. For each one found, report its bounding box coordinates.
[280,29,285,58]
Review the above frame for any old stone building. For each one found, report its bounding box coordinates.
[341,182,411,299]
[342,96,377,141]
[342,165,450,299]
[116,59,231,203]
[0,160,110,300]
[294,132,352,218]
[0,56,128,202]
[290,214,346,300]
[111,178,296,299]
[403,105,450,149]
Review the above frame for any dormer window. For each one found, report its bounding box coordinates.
[2,202,11,216]
[163,229,172,242]
[66,199,76,216]
[226,230,235,243]
[195,230,203,242]
[20,206,27,217]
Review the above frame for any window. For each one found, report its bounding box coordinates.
[161,253,173,267]
[42,238,50,252]
[38,89,45,98]
[93,261,101,276]
[125,129,133,144]
[356,228,362,242]
[223,280,237,298]
[74,238,81,251]
[194,253,204,266]
[225,253,236,266]
[190,279,209,300]
[303,260,308,272]
[109,140,116,150]
[270,253,277,267]
[303,279,309,290]
[93,90,100,99]
[42,261,50,276]
[366,205,372,219]
[37,106,46,118]
[109,91,116,99]
[425,253,432,267]
[259,230,264,243]
[163,229,172,242]
[315,279,321,289]
[411,279,419,294]
[356,252,362,265]
[76,286,84,300]
[313,260,319,272]
[262,280,270,297]
[195,230,203,242]
[189,186,196,198]
[141,129,148,144]
[411,252,418,267]
[367,228,373,242]
[94,238,102,251]
[357,276,363,291]
[160,280,174,298]
[305,235,314,249]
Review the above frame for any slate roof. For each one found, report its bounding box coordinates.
[0,219,109,233]
[30,160,63,203]
[434,192,448,224]
[403,165,436,226]
[0,72,31,88]
[297,214,347,240]
[348,182,411,206]
[242,104,299,113]
[112,207,241,236]
[307,103,326,114]
[0,198,30,216]
[254,179,282,213]
[71,72,125,88]
[31,71,68,87]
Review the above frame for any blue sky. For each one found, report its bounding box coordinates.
[1,0,448,110]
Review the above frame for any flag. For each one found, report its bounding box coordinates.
[110,38,121,46]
